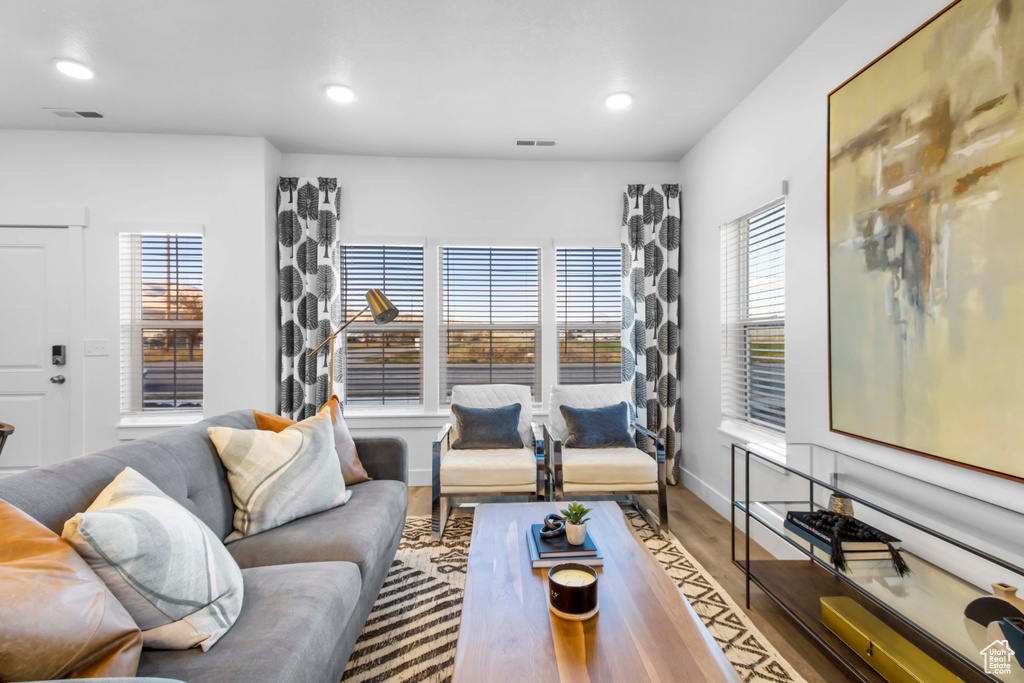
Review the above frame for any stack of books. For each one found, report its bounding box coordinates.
[526,524,604,569]
[784,511,901,572]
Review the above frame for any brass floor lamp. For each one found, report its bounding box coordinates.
[309,288,399,398]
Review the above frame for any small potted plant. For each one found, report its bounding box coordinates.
[560,502,592,546]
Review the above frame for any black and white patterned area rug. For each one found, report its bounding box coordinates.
[341,513,804,683]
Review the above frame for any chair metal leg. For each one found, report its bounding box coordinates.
[431,438,446,540]
[657,450,668,534]
[431,490,449,540]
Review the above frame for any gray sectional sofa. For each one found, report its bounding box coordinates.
[0,409,408,683]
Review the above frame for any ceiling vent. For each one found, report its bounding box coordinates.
[515,138,556,147]
[46,109,104,118]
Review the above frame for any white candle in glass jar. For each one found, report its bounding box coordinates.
[550,569,596,587]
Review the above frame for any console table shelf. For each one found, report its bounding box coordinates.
[731,442,1024,683]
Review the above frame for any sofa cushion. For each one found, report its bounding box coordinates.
[62,468,244,651]
[562,447,656,486]
[209,410,349,542]
[226,480,406,579]
[440,447,536,488]
[0,500,142,680]
[137,562,361,683]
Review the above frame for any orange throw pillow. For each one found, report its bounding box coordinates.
[254,396,371,485]
[0,500,142,680]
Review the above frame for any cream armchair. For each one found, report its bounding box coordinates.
[544,383,668,534]
[432,384,544,539]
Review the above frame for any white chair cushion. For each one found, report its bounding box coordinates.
[451,384,533,446]
[561,447,656,486]
[440,447,536,488]
[548,382,633,443]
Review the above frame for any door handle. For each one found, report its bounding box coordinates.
[50,375,66,384]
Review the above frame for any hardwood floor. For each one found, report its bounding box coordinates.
[406,484,854,683]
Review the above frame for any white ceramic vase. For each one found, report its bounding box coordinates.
[565,522,587,546]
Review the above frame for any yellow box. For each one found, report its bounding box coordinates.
[820,596,963,683]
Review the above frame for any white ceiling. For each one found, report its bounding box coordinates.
[0,0,844,161]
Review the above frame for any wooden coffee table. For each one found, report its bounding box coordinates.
[452,501,740,682]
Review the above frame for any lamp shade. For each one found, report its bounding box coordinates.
[366,288,399,324]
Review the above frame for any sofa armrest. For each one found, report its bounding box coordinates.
[354,437,408,484]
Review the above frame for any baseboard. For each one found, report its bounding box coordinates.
[678,466,798,560]
[679,466,732,518]
[408,468,431,487]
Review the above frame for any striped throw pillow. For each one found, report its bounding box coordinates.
[209,408,349,542]
[62,468,244,651]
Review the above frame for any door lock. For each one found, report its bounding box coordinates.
[50,375,66,384]
[52,345,66,366]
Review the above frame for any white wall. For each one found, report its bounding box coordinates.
[677,0,1024,582]
[0,130,279,453]
[282,154,677,484]
[0,135,673,481]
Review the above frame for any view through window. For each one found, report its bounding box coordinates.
[440,247,541,401]
[721,201,785,431]
[556,247,622,384]
[341,245,424,405]
[119,233,203,413]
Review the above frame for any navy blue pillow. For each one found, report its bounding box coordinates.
[560,402,635,448]
[450,403,524,450]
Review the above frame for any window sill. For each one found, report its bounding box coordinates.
[117,412,203,441]
[718,419,787,465]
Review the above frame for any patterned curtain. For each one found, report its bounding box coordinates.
[622,184,681,485]
[277,177,342,420]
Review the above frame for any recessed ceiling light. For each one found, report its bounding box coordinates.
[53,59,94,80]
[325,85,356,103]
[605,92,633,110]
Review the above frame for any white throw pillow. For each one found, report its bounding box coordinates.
[62,467,244,651]
[208,408,350,542]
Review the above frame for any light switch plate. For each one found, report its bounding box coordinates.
[84,339,110,356]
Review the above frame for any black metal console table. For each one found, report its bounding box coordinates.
[731,441,1024,683]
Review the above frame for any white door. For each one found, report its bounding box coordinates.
[0,228,73,469]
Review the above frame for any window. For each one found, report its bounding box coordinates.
[440,247,540,401]
[340,245,424,406]
[721,200,785,431]
[119,233,203,413]
[556,248,622,384]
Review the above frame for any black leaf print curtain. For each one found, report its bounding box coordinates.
[621,184,681,485]
[278,177,342,419]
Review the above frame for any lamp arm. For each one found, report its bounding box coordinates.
[307,305,369,357]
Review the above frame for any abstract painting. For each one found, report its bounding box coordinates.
[828,0,1024,481]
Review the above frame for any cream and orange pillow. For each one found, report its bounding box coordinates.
[253,396,371,485]
[210,407,349,541]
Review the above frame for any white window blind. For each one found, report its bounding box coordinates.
[440,247,541,401]
[556,247,622,384]
[119,233,203,414]
[721,200,785,431]
[340,245,424,406]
